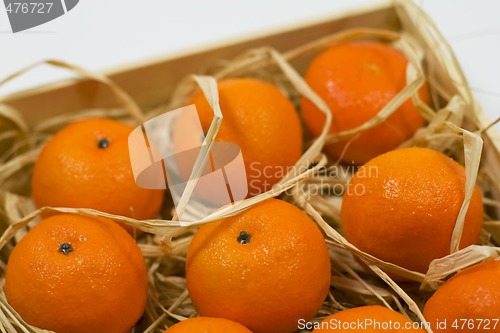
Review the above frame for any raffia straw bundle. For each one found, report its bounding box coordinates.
[0,0,499,332]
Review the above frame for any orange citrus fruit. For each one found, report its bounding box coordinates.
[186,198,331,333]
[31,118,164,233]
[312,305,426,332]
[5,214,148,333]
[165,317,252,332]
[189,78,303,196]
[301,41,428,165]
[423,260,500,332]
[341,147,483,274]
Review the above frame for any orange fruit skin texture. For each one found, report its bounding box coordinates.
[31,118,164,233]
[164,317,252,333]
[189,78,303,196]
[301,41,428,165]
[312,305,426,332]
[423,260,500,332]
[341,147,483,274]
[4,214,149,333]
[186,198,331,333]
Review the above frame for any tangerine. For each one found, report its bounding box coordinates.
[186,198,331,333]
[31,118,164,233]
[312,305,426,332]
[5,214,148,333]
[423,260,500,332]
[341,147,483,274]
[189,78,303,196]
[165,317,252,332]
[301,41,427,165]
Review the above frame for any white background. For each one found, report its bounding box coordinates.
[0,0,499,128]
